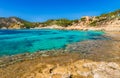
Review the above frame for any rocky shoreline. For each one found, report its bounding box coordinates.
[0,49,68,68]
[0,31,109,68]
[0,31,120,78]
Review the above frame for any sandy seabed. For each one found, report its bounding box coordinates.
[0,31,120,78]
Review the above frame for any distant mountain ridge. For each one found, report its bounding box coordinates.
[0,17,36,29]
[0,9,120,29]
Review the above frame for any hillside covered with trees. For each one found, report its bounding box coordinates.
[0,9,120,29]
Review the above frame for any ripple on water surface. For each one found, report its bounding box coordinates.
[0,29,105,56]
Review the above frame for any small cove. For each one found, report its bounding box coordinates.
[0,29,105,56]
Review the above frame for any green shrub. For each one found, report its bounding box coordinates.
[89,21,97,26]
[100,9,120,18]
[80,17,86,21]
[43,19,55,26]
[42,19,73,27]
[72,19,79,23]
[56,19,73,27]
[23,22,33,29]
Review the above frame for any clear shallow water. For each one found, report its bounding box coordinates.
[0,29,105,56]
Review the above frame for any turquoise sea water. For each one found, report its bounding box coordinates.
[0,29,105,56]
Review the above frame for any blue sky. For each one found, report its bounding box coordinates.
[0,0,120,22]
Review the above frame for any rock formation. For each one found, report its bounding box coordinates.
[0,10,120,29]
[22,60,120,78]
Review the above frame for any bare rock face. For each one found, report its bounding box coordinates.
[105,18,120,25]
[1,27,7,29]
[0,17,24,29]
[83,62,120,78]
[21,60,120,78]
